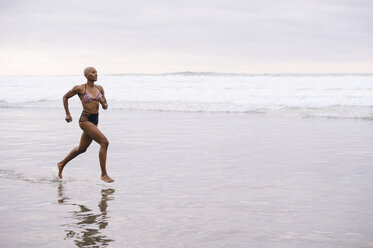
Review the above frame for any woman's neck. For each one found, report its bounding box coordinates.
[86,81,94,87]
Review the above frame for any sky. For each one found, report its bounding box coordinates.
[0,0,372,75]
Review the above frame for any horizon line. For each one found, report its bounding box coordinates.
[2,71,373,77]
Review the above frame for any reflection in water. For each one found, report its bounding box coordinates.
[58,183,115,247]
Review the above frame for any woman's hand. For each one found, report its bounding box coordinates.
[99,98,108,110]
[65,114,72,123]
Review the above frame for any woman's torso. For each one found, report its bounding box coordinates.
[78,84,102,114]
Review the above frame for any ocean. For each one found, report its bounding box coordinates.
[1,73,372,119]
[0,73,372,247]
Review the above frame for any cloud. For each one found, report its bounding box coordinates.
[0,0,372,74]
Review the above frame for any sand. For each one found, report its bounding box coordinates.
[0,108,372,248]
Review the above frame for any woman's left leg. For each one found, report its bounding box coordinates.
[58,132,93,179]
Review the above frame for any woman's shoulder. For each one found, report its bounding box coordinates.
[72,84,85,93]
[95,84,104,92]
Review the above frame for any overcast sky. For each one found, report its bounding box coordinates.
[0,0,372,75]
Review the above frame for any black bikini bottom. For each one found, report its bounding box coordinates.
[79,111,99,126]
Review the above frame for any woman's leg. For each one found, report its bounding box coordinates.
[58,132,93,179]
[79,121,114,183]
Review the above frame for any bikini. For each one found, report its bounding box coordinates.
[79,85,102,126]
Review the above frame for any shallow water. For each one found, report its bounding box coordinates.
[0,108,372,247]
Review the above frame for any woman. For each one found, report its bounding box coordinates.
[58,67,114,183]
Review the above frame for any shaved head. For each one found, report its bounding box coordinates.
[83,66,98,82]
[84,66,96,76]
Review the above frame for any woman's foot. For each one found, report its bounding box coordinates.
[57,162,64,179]
[101,174,115,183]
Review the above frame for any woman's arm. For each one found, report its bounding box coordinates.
[62,85,80,122]
[98,85,108,110]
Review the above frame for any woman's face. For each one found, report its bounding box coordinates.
[85,68,98,82]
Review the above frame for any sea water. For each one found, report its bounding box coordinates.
[1,73,372,119]
[1,73,373,247]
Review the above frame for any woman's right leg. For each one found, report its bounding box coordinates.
[57,132,93,179]
[79,121,114,183]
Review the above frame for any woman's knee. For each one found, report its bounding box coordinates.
[101,138,109,148]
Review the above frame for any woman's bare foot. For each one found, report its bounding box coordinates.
[101,175,115,183]
[57,162,64,179]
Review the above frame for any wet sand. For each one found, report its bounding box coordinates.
[0,108,372,248]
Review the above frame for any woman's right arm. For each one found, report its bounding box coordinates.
[62,85,80,123]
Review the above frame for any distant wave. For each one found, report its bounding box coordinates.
[1,74,372,120]
[1,101,372,120]
[106,71,373,77]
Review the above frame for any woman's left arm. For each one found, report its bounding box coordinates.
[98,85,108,110]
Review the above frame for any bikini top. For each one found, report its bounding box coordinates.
[81,85,102,103]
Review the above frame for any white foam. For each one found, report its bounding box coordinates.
[1,74,372,119]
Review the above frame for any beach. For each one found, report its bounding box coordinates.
[2,0,373,246]
[0,107,372,247]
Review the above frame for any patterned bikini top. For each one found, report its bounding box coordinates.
[81,85,102,103]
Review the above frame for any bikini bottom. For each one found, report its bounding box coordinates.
[79,111,98,126]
